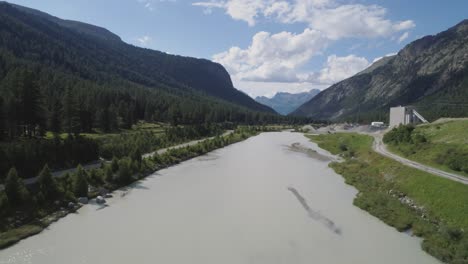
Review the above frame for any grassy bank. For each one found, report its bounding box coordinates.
[385,120,468,178]
[308,133,468,264]
[0,126,269,249]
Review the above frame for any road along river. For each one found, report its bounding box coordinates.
[0,132,438,264]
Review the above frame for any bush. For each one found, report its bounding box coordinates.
[0,192,9,215]
[439,149,468,172]
[116,158,132,184]
[104,165,114,183]
[383,125,415,144]
[111,157,119,173]
[73,165,88,197]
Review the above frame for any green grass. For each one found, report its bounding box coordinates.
[0,224,43,248]
[309,133,468,263]
[387,120,468,177]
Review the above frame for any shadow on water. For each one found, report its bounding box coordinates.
[287,186,342,235]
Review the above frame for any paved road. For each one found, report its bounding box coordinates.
[372,133,468,185]
[0,131,234,191]
[306,124,468,185]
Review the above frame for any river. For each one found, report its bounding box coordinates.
[0,132,438,264]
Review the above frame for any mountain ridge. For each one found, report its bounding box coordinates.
[255,89,320,115]
[0,1,274,114]
[291,19,468,121]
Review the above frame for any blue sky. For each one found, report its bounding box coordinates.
[6,0,468,97]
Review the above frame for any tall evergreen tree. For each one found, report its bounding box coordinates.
[0,97,4,140]
[62,88,79,135]
[18,71,45,137]
[5,97,20,138]
[49,98,62,134]
[38,164,61,201]
[4,167,29,205]
[97,107,110,132]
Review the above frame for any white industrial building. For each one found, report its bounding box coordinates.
[389,106,428,127]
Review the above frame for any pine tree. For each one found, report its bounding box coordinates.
[5,97,20,138]
[97,107,110,132]
[0,97,4,140]
[49,98,62,134]
[4,168,29,205]
[73,165,88,197]
[18,71,45,137]
[38,164,61,201]
[62,88,79,135]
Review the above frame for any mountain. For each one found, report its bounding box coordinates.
[292,20,468,122]
[0,1,274,117]
[255,89,320,115]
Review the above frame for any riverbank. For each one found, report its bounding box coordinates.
[0,127,269,249]
[0,132,437,264]
[308,133,468,264]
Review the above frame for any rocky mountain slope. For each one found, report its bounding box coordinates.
[292,20,468,121]
[256,89,320,115]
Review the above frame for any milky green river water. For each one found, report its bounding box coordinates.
[0,132,438,264]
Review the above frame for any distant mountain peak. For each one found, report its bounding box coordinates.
[255,89,320,115]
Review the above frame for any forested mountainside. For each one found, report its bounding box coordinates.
[292,20,468,122]
[255,89,320,115]
[0,2,278,139]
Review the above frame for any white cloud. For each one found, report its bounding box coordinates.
[137,35,152,46]
[192,0,415,39]
[236,77,329,98]
[213,28,328,83]
[138,0,176,11]
[193,0,265,26]
[397,31,409,43]
[372,52,397,63]
[194,0,415,96]
[318,54,369,84]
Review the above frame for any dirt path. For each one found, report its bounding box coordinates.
[372,133,468,185]
[306,124,468,185]
[0,131,234,191]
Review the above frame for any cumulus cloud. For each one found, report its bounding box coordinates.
[213,28,328,83]
[194,0,415,96]
[318,55,369,84]
[137,35,152,46]
[192,0,415,39]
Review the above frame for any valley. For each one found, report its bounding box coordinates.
[0,1,467,264]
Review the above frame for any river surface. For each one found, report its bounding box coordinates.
[0,132,438,264]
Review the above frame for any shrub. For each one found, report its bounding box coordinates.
[104,165,114,183]
[73,165,89,197]
[383,125,415,144]
[111,157,119,172]
[116,158,132,184]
